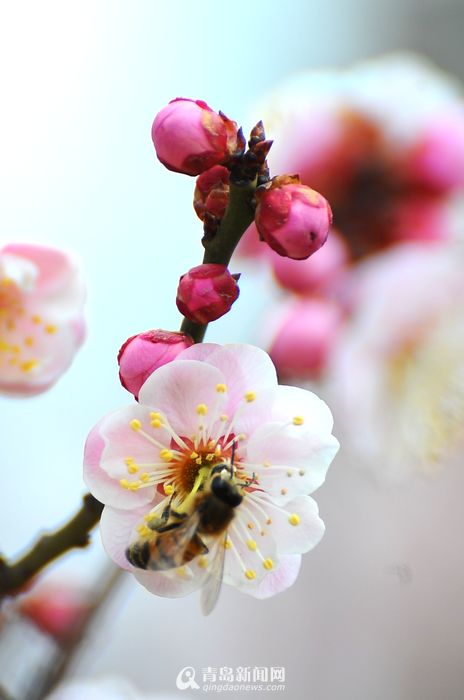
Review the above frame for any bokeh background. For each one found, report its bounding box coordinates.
[1,1,464,698]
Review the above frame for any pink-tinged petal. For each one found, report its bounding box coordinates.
[245,422,339,502]
[269,384,335,433]
[0,315,82,396]
[134,563,211,598]
[201,344,278,412]
[239,554,302,599]
[245,493,325,555]
[176,342,220,363]
[2,244,75,295]
[138,359,227,438]
[232,383,336,449]
[84,416,156,509]
[100,504,150,570]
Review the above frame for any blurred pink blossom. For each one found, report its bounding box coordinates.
[330,243,464,477]
[0,243,85,396]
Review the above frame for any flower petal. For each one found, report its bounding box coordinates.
[138,359,227,438]
[238,554,302,599]
[245,421,339,502]
[244,493,325,555]
[84,416,157,509]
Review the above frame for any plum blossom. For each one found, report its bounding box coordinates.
[257,53,464,259]
[84,344,339,600]
[0,243,85,396]
[330,243,464,478]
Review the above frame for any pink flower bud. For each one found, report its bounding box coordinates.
[270,228,348,294]
[255,175,332,260]
[118,330,194,399]
[269,299,342,380]
[152,98,239,176]
[176,264,240,324]
[193,165,230,221]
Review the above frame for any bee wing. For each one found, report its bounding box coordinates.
[200,532,227,616]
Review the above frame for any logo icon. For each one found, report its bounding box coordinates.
[176,666,200,691]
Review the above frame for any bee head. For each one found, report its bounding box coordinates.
[210,475,243,508]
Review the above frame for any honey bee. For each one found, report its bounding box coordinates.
[126,460,243,614]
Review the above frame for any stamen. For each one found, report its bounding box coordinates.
[289,513,300,526]
[196,403,208,415]
[216,383,227,393]
[293,416,304,426]
[244,391,256,402]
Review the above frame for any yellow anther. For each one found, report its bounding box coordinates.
[45,324,57,334]
[244,391,256,403]
[190,451,199,459]
[293,416,304,426]
[176,566,187,578]
[20,359,38,373]
[216,383,227,393]
[198,556,209,568]
[263,558,274,570]
[223,538,232,549]
[1,277,13,286]
[220,414,228,422]
[205,453,215,461]
[119,479,130,489]
[214,445,222,457]
[140,472,149,482]
[247,522,254,530]
[247,539,257,551]
[144,512,156,522]
[280,487,288,495]
[244,569,257,580]
[128,481,141,491]
[266,518,272,525]
[124,457,134,465]
[263,461,271,468]
[0,340,9,352]
[299,469,306,476]
[196,403,208,415]
[137,524,151,537]
[150,418,162,428]
[287,470,293,477]
[31,314,42,324]
[127,464,138,474]
[289,513,301,526]
[163,484,174,495]
[195,457,203,465]
[24,336,34,347]
[160,449,174,462]
[11,345,21,354]
[130,419,142,431]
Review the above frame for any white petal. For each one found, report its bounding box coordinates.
[200,344,278,412]
[245,422,339,502]
[100,505,150,570]
[237,554,302,599]
[133,562,211,598]
[245,493,325,555]
[138,359,227,438]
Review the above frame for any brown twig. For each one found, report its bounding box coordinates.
[0,494,104,599]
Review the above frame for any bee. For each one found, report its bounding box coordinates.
[126,458,243,614]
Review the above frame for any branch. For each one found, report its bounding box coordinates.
[180,178,256,343]
[0,494,103,598]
